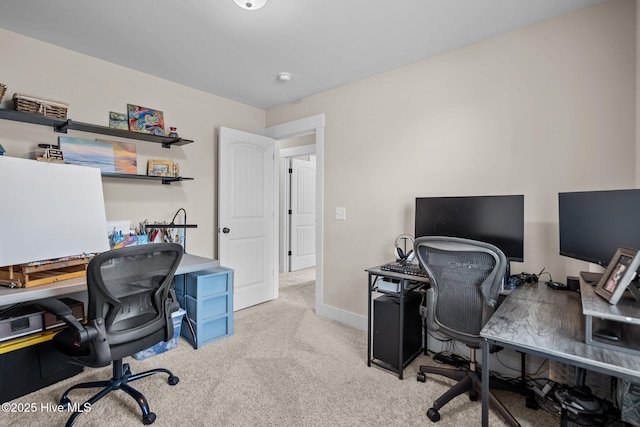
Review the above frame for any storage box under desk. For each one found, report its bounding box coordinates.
[179,267,234,349]
[580,280,640,357]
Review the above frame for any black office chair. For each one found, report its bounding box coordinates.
[414,236,519,426]
[36,243,183,427]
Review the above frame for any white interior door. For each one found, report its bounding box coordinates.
[289,156,316,271]
[219,127,276,311]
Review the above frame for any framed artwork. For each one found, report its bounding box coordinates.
[96,139,137,174]
[127,104,165,136]
[108,111,128,130]
[147,159,173,177]
[59,137,115,173]
[594,247,640,304]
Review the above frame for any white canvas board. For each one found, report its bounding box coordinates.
[0,156,110,267]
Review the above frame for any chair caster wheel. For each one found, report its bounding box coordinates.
[427,407,440,422]
[469,391,479,401]
[417,372,426,383]
[59,396,71,409]
[143,412,156,425]
[168,375,179,386]
[526,396,539,409]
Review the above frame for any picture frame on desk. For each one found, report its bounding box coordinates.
[594,247,640,304]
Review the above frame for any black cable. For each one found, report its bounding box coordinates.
[170,208,186,225]
[170,208,187,252]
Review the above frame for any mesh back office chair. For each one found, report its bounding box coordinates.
[37,243,183,427]
[414,236,519,426]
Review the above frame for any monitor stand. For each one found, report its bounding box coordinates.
[580,271,603,285]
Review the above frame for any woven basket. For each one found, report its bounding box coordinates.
[13,93,68,119]
[0,84,6,104]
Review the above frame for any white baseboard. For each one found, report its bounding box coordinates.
[316,302,367,331]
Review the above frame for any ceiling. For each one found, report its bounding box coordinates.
[0,0,604,110]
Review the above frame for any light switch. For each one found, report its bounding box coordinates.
[335,207,346,220]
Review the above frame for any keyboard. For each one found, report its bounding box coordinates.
[380,262,429,278]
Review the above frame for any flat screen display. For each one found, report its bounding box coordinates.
[415,195,524,261]
[558,189,640,267]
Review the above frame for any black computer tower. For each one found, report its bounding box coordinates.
[373,292,422,369]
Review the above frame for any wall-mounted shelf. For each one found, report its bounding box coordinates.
[0,109,193,148]
[101,173,194,185]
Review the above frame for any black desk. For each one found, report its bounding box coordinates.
[480,279,640,426]
[365,265,429,379]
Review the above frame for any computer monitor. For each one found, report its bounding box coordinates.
[558,189,640,267]
[415,195,525,262]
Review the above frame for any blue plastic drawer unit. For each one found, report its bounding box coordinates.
[178,266,234,349]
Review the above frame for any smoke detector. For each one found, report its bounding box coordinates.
[233,0,267,11]
[277,72,293,82]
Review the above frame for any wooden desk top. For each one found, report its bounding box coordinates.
[0,253,218,306]
[481,282,640,382]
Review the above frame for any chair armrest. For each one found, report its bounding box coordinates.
[35,298,93,344]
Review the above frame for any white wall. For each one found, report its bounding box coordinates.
[0,28,265,260]
[267,0,636,322]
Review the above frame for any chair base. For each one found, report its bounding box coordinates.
[417,363,520,427]
[59,359,179,427]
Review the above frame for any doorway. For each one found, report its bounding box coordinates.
[265,114,325,316]
[279,140,316,274]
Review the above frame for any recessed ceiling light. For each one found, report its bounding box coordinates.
[233,0,267,10]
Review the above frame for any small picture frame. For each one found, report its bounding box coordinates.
[594,247,640,304]
[147,159,173,177]
[108,111,128,130]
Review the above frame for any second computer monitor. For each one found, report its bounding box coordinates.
[415,194,525,262]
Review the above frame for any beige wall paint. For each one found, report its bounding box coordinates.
[267,0,636,318]
[0,28,265,260]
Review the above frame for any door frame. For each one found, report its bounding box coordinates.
[279,144,316,274]
[265,114,325,317]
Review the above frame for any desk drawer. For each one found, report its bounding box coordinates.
[197,317,231,345]
[174,275,186,296]
[186,268,232,297]
[180,316,232,348]
[185,295,229,320]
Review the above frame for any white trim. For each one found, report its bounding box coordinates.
[279,144,316,158]
[279,157,291,273]
[278,144,318,273]
[266,115,328,321]
[317,304,367,331]
[265,114,325,139]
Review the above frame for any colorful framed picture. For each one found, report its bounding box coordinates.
[59,137,115,173]
[147,159,173,177]
[594,247,640,304]
[108,111,128,130]
[127,104,165,136]
[96,139,137,174]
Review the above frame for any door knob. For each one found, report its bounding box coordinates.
[222,227,230,234]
